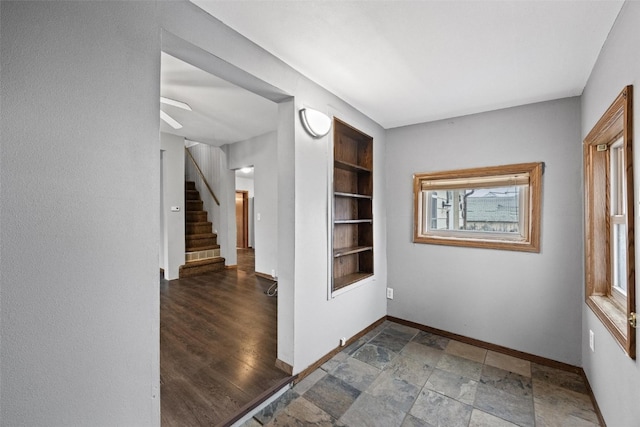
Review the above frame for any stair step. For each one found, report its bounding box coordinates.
[183,180,221,269]
[186,211,208,222]
[186,200,204,211]
[185,244,220,252]
[186,221,213,234]
[179,257,225,278]
[185,248,221,262]
[186,233,217,240]
[185,190,201,201]
[186,241,218,251]
[186,234,219,250]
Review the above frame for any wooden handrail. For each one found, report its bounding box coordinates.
[185,147,220,206]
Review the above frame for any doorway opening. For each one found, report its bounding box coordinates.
[158,41,292,424]
[236,190,249,249]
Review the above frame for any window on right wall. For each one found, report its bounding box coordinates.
[584,85,636,358]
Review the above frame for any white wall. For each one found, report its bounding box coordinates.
[292,102,388,371]
[1,2,387,423]
[386,98,583,365]
[1,2,161,425]
[581,2,640,425]
[159,1,388,372]
[160,133,185,280]
[227,132,277,276]
[235,176,254,197]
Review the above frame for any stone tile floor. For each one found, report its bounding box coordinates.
[240,321,599,427]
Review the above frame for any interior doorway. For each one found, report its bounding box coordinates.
[236,190,249,248]
[159,34,295,424]
[159,41,295,427]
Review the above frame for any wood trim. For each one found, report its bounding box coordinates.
[275,358,293,375]
[219,375,295,427]
[584,85,635,359]
[387,316,583,374]
[580,370,607,427]
[624,87,636,359]
[255,271,277,282]
[333,117,373,141]
[224,265,238,270]
[413,162,543,253]
[235,191,249,249]
[294,316,386,384]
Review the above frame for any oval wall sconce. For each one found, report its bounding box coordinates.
[300,108,332,138]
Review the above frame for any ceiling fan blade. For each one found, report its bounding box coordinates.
[160,110,182,129]
[160,96,192,111]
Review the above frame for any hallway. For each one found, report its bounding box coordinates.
[160,249,290,426]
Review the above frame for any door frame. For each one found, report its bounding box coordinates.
[236,190,249,249]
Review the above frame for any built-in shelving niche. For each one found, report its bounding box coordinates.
[332,118,373,292]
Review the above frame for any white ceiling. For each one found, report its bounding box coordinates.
[160,52,278,146]
[192,0,623,129]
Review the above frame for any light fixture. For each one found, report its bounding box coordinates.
[300,108,332,138]
[240,167,253,174]
[160,96,192,111]
[160,110,182,129]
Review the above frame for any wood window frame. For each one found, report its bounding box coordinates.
[584,85,636,358]
[413,162,543,252]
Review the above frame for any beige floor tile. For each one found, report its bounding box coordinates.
[437,353,483,381]
[400,342,443,366]
[532,363,587,394]
[265,397,335,427]
[383,354,434,387]
[533,379,599,425]
[293,369,326,395]
[239,417,262,427]
[534,401,600,427]
[445,340,487,363]
[485,351,531,377]
[469,409,519,427]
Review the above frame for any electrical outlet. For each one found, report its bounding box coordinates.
[387,288,394,299]
[589,330,595,352]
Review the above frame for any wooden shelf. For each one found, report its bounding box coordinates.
[333,246,373,258]
[333,272,374,291]
[334,219,372,224]
[334,192,372,199]
[334,159,371,173]
[332,118,374,293]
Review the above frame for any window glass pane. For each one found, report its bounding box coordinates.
[425,186,523,235]
[430,192,438,229]
[610,139,625,216]
[613,222,628,296]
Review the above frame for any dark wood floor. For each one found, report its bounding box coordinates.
[160,249,288,426]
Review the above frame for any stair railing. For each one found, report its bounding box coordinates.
[185,147,220,206]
